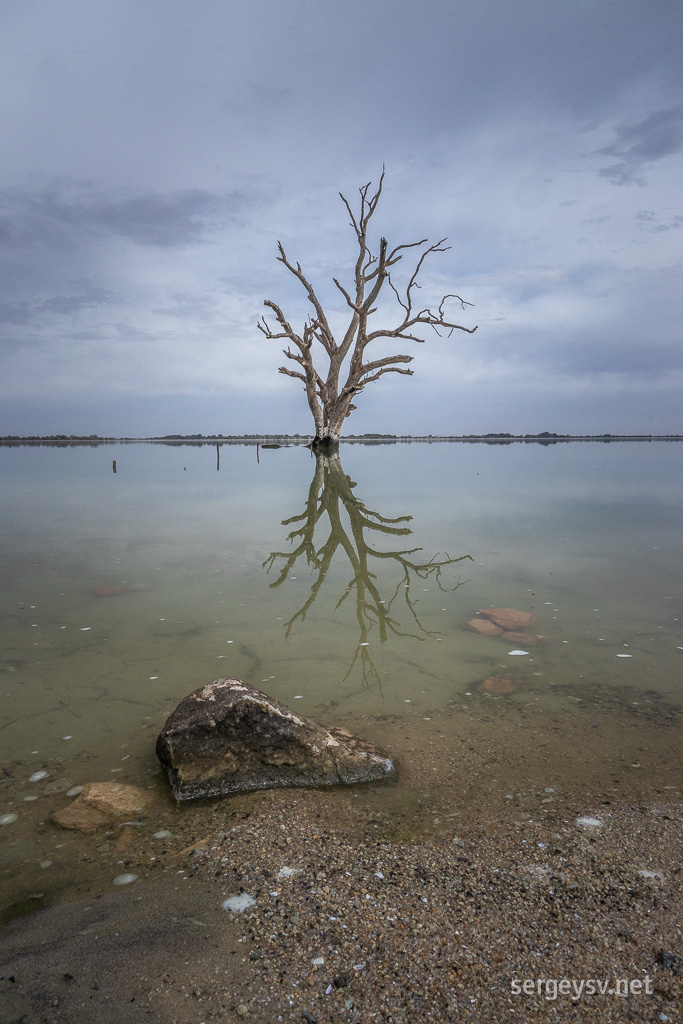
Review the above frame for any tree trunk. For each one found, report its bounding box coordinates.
[311,397,350,449]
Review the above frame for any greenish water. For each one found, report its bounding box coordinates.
[0,440,681,904]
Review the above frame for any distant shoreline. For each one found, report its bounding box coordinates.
[1,432,682,446]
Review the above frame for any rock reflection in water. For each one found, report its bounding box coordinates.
[263,451,472,688]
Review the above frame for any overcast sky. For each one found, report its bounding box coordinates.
[1,0,682,436]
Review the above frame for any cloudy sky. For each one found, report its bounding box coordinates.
[1,0,682,437]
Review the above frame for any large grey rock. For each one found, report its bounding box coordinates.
[156,678,396,801]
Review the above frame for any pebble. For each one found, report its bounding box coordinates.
[112,873,138,886]
[0,813,18,825]
[29,771,49,782]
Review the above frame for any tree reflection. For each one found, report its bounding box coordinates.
[263,451,472,688]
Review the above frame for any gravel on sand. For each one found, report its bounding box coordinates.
[1,699,681,1023]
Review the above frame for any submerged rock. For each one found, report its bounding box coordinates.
[51,782,155,834]
[478,607,537,630]
[478,676,517,695]
[501,631,543,646]
[465,617,503,636]
[91,583,149,597]
[156,678,396,802]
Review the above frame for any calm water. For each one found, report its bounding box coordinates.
[1,440,682,902]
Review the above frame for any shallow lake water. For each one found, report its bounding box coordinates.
[1,439,682,907]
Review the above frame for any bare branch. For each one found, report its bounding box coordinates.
[332,277,358,311]
[282,346,304,365]
[278,366,306,382]
[440,292,475,313]
[276,243,337,356]
[358,365,414,386]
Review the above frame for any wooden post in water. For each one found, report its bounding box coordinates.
[112,460,117,473]
[216,443,220,471]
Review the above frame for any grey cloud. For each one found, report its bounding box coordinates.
[635,209,683,233]
[0,279,119,326]
[560,338,683,377]
[498,327,683,381]
[0,183,249,250]
[510,310,683,379]
[596,105,683,185]
[152,291,219,319]
[0,300,32,325]
[40,279,120,315]
[93,190,245,246]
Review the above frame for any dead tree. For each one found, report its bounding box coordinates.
[258,170,477,448]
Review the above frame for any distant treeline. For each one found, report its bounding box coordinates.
[1,431,682,448]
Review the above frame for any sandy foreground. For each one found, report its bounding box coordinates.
[1,699,682,1023]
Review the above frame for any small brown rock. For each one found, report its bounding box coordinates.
[113,825,135,854]
[478,608,537,630]
[478,676,517,695]
[501,631,543,646]
[465,618,503,636]
[51,801,109,834]
[80,782,154,817]
[51,782,154,834]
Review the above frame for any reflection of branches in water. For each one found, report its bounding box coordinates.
[263,452,472,688]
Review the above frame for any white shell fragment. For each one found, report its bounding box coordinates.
[222,893,256,913]
[29,771,48,782]
[0,813,18,825]
[507,650,529,656]
[575,816,602,827]
[112,873,138,885]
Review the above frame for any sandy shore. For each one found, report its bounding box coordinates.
[1,699,682,1023]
